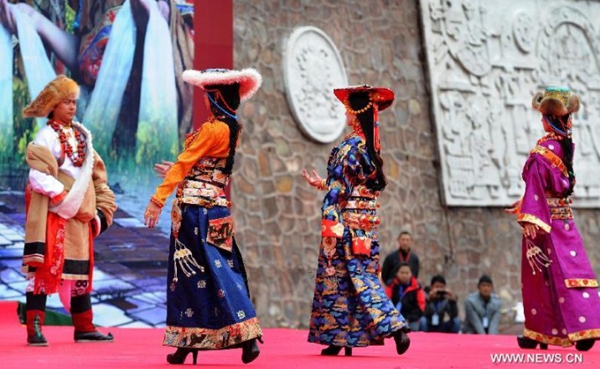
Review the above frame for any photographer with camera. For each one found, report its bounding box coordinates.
[420,275,461,333]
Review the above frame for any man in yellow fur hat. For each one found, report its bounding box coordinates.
[22,75,117,346]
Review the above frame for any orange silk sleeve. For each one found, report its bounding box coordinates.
[151,121,230,206]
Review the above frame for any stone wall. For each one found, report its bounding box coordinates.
[232,0,600,328]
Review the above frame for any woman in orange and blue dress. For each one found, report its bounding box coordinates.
[144,68,263,365]
[303,85,410,356]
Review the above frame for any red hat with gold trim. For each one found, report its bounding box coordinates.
[333,85,395,112]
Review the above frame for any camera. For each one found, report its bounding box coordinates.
[436,290,447,296]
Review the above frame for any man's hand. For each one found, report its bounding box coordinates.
[0,0,38,35]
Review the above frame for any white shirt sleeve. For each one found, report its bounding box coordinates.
[28,127,65,198]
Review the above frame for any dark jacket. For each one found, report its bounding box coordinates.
[385,276,425,323]
[423,296,458,327]
[381,249,420,285]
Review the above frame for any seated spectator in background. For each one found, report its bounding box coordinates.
[382,231,420,285]
[420,275,460,333]
[385,263,425,332]
[462,275,502,334]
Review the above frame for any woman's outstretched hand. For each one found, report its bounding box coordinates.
[522,223,540,239]
[302,169,324,189]
[504,199,522,214]
[144,200,161,228]
[154,161,174,178]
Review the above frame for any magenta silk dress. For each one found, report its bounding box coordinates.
[518,133,600,346]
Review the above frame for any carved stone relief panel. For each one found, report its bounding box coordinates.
[420,0,600,207]
[283,26,349,143]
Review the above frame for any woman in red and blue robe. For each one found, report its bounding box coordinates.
[303,85,410,356]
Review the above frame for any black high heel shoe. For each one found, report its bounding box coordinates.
[320,345,353,356]
[241,338,261,364]
[166,348,198,365]
[393,330,410,355]
[517,335,547,350]
[575,339,595,351]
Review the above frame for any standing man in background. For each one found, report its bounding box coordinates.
[382,231,420,285]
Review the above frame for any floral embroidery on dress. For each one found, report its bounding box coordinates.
[207,216,234,252]
[171,200,182,238]
[185,308,194,318]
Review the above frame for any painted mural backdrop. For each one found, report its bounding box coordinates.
[0,0,194,221]
[420,0,600,207]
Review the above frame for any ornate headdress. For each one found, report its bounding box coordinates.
[333,85,395,150]
[532,86,580,137]
[22,75,80,118]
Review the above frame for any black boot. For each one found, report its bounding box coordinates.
[517,335,547,349]
[575,339,595,351]
[241,338,260,364]
[320,345,352,356]
[71,294,114,342]
[393,330,410,355]
[166,348,199,365]
[25,292,48,346]
[74,331,114,342]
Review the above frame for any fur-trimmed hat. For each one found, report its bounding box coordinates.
[532,86,580,117]
[182,68,262,102]
[22,75,80,118]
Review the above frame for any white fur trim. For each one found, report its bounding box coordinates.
[182,68,262,101]
[49,122,96,219]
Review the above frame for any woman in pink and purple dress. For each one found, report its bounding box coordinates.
[508,87,600,351]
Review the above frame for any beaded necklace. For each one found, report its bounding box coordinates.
[538,131,564,145]
[47,120,87,167]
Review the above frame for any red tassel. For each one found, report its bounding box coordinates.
[34,213,66,295]
[87,223,94,293]
[373,106,381,152]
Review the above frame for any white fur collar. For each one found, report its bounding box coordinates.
[49,122,96,219]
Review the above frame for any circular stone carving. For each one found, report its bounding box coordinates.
[283,26,349,143]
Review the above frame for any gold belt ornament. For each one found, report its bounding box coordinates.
[342,212,380,231]
[180,196,229,208]
[346,199,378,211]
[547,197,572,220]
[179,180,229,208]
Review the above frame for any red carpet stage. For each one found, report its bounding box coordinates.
[1,302,598,368]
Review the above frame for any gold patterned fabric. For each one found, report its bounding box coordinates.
[164,317,262,349]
